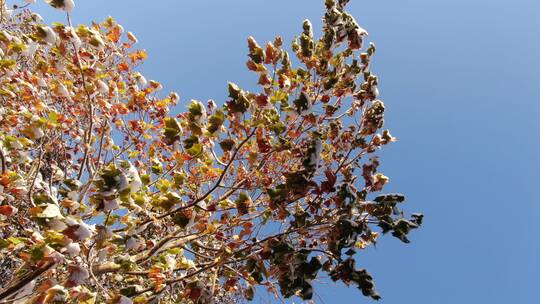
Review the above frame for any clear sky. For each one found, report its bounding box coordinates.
[22,0,540,303]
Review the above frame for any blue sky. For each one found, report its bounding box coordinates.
[24,0,540,302]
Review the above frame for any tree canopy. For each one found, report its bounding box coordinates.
[0,0,422,303]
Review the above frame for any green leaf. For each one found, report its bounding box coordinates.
[172,212,190,228]
[183,135,199,150]
[293,92,311,114]
[157,192,181,210]
[120,286,138,297]
[46,0,65,9]
[163,117,182,145]
[99,164,122,189]
[151,159,163,174]
[140,174,151,185]
[0,237,25,249]
[411,213,424,226]
[219,139,235,151]
[167,247,184,255]
[207,109,225,134]
[0,59,16,69]
[267,184,287,203]
[172,172,186,188]
[373,193,405,204]
[391,219,419,243]
[186,143,203,157]
[29,244,45,262]
[187,100,205,120]
[227,93,250,114]
[183,135,204,157]
[228,82,241,99]
[248,47,265,64]
[235,192,252,215]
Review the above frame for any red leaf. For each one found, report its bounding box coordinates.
[0,205,16,216]
[320,169,337,193]
[189,287,201,300]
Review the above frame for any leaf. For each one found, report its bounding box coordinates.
[207,109,225,134]
[353,269,381,300]
[247,36,265,64]
[227,82,241,99]
[320,169,337,193]
[29,244,45,262]
[0,59,16,69]
[0,237,25,250]
[79,293,97,304]
[107,25,122,43]
[219,139,235,151]
[183,135,203,157]
[226,93,250,114]
[188,287,201,301]
[99,164,123,189]
[127,32,138,43]
[163,117,182,145]
[172,211,191,228]
[411,213,424,226]
[187,100,206,122]
[391,219,420,243]
[0,205,17,216]
[151,159,163,174]
[36,204,64,219]
[235,192,252,215]
[172,172,186,188]
[373,193,405,204]
[330,259,381,300]
[128,50,148,63]
[45,0,75,12]
[293,91,312,114]
[267,184,287,203]
[244,286,255,301]
[120,286,138,297]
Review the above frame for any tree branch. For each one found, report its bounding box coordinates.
[0,147,6,174]
[0,262,55,302]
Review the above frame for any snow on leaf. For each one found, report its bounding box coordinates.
[45,0,75,12]
[36,203,64,219]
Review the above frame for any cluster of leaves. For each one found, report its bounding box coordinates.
[0,0,422,303]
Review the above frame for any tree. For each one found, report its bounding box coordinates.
[0,0,422,303]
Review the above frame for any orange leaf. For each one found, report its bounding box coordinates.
[127,31,138,43]
[112,103,129,115]
[118,62,129,72]
[128,50,148,64]
[0,174,10,187]
[107,26,122,43]
[28,206,42,217]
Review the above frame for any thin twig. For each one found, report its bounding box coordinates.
[27,146,44,207]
